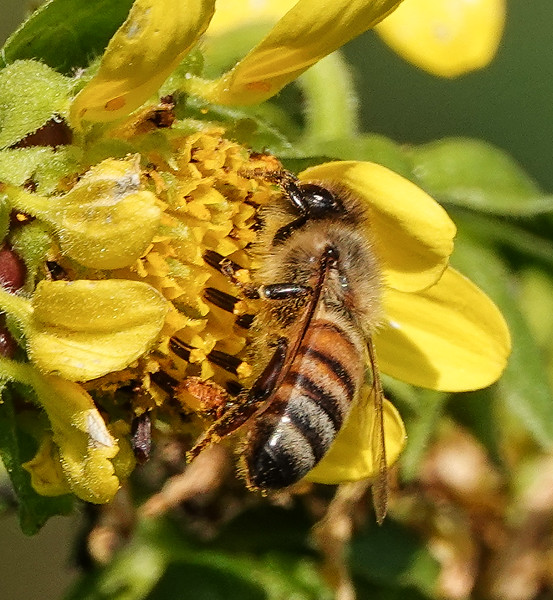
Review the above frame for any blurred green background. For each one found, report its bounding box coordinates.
[1,1,552,599]
[347,0,553,193]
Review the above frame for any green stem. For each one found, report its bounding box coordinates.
[0,287,32,325]
[0,356,33,385]
[3,185,50,220]
[297,51,360,149]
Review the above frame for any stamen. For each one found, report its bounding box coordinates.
[203,250,243,276]
[235,313,255,329]
[45,261,67,280]
[151,371,179,394]
[204,287,245,314]
[169,337,194,361]
[207,349,245,375]
[225,380,244,396]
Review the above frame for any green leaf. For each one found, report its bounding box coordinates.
[63,542,166,600]
[450,208,553,268]
[149,563,266,600]
[214,504,313,554]
[452,234,553,448]
[353,578,430,600]
[0,61,73,149]
[0,387,72,535]
[65,517,330,600]
[307,134,413,179]
[399,390,449,482]
[1,0,134,74]
[518,268,553,350]
[410,138,553,216]
[350,519,439,596]
[448,389,504,467]
[183,96,297,156]
[0,147,82,193]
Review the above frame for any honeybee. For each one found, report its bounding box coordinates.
[188,169,389,521]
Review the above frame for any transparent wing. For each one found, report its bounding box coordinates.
[367,338,389,524]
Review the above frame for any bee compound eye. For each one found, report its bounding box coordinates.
[299,184,343,217]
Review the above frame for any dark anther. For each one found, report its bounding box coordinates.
[12,116,73,148]
[170,337,194,361]
[46,261,67,281]
[235,313,255,329]
[203,250,244,276]
[131,412,152,464]
[150,371,179,394]
[207,349,244,374]
[204,287,241,313]
[225,380,244,396]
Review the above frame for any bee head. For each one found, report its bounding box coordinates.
[297,183,345,218]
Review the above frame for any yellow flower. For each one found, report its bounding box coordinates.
[300,161,509,393]
[0,361,125,503]
[0,0,510,505]
[70,0,405,123]
[0,278,168,381]
[204,0,505,81]
[296,161,510,483]
[375,0,506,77]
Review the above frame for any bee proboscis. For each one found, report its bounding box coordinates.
[188,168,389,522]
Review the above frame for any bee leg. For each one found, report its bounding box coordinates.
[188,337,288,460]
[261,283,311,300]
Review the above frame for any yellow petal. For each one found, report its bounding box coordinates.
[198,0,405,105]
[375,267,511,391]
[29,279,167,381]
[299,161,456,292]
[70,0,216,124]
[23,435,72,497]
[29,373,121,503]
[304,391,406,483]
[7,156,162,269]
[375,0,506,78]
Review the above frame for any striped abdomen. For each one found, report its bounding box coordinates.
[246,319,364,489]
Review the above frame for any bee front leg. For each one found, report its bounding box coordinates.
[260,283,311,300]
[187,337,288,461]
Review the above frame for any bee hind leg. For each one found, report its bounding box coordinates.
[187,337,288,461]
[187,393,263,461]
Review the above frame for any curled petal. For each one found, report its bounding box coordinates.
[197,0,405,105]
[23,435,72,497]
[376,0,506,77]
[71,0,216,124]
[375,267,511,391]
[29,373,121,503]
[28,279,168,381]
[300,161,456,292]
[305,391,406,483]
[6,156,161,269]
